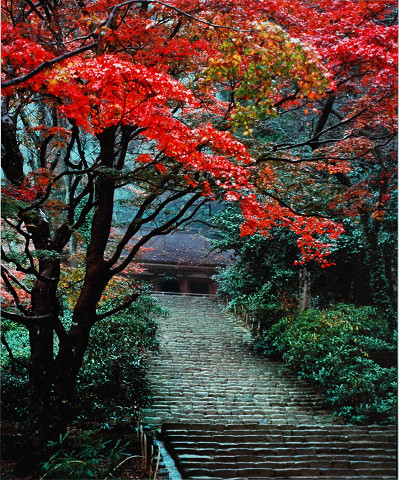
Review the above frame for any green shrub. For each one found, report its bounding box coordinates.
[76,295,161,422]
[1,295,162,425]
[258,304,397,424]
[1,321,31,423]
[41,428,132,479]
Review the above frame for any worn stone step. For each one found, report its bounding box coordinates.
[183,468,398,478]
[190,478,395,480]
[182,467,398,478]
[163,424,396,434]
[166,432,395,443]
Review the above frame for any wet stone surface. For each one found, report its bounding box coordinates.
[143,296,397,479]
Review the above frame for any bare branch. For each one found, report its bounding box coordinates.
[273,108,367,151]
[261,190,333,219]
[70,181,95,232]
[106,0,251,32]
[1,247,57,283]
[96,293,139,322]
[111,192,203,274]
[1,269,31,315]
[107,188,195,266]
[2,217,31,240]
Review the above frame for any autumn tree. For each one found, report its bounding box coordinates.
[216,0,397,318]
[3,0,395,467]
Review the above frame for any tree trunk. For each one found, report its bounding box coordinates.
[1,96,25,185]
[14,126,120,473]
[50,126,118,431]
[298,267,311,311]
[17,271,61,474]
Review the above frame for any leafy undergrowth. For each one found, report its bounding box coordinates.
[1,423,152,480]
[255,304,397,425]
[1,295,163,479]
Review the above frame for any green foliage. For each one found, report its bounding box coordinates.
[1,195,26,218]
[258,304,397,424]
[76,295,161,422]
[1,295,162,425]
[212,206,299,329]
[217,262,296,330]
[34,249,61,260]
[41,428,131,479]
[1,321,30,423]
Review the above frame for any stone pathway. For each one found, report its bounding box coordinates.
[143,295,397,479]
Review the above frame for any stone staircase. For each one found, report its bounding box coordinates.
[143,295,397,479]
[161,422,397,479]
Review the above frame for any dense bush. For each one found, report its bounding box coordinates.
[1,294,162,426]
[213,204,397,336]
[2,294,162,478]
[1,321,31,424]
[256,304,397,424]
[76,295,161,423]
[213,206,299,329]
[41,428,132,479]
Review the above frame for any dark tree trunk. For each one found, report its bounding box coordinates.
[17,262,61,474]
[1,97,25,185]
[52,126,118,429]
[7,122,127,474]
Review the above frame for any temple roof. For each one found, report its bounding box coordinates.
[135,229,234,266]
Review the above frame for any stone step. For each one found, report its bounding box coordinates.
[190,475,397,480]
[182,467,398,478]
[168,440,395,450]
[170,447,397,459]
[161,422,397,479]
[178,454,395,463]
[165,431,395,441]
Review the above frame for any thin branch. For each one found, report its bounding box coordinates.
[1,334,29,369]
[1,266,32,294]
[107,188,194,266]
[111,192,203,274]
[261,190,333,219]
[257,149,375,164]
[70,181,95,232]
[1,269,31,315]
[2,42,97,88]
[1,248,57,283]
[273,108,367,151]
[274,87,301,109]
[1,309,52,325]
[58,277,84,293]
[20,164,98,213]
[96,293,139,322]
[23,0,47,21]
[2,217,31,240]
[2,248,32,275]
[106,0,252,32]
